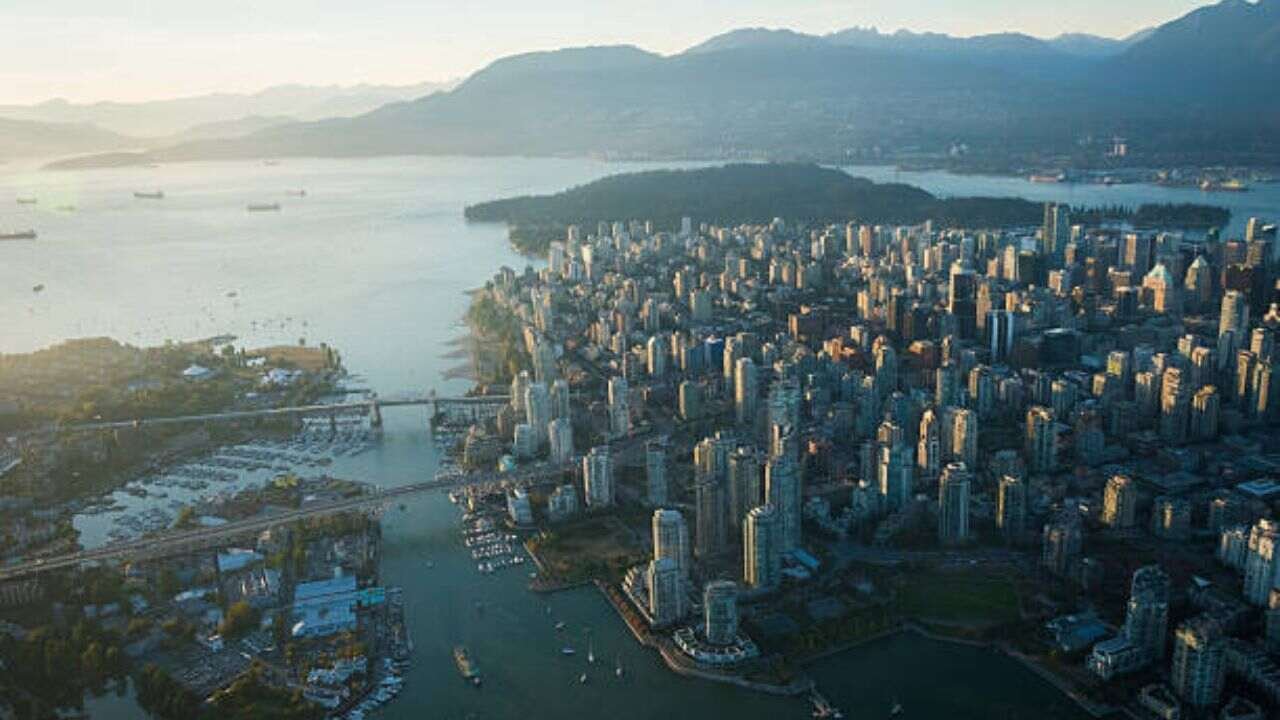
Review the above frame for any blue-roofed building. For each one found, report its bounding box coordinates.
[291,575,383,639]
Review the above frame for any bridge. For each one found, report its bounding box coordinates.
[51,393,512,434]
[0,457,563,583]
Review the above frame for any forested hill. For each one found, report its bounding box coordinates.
[464,164,1045,230]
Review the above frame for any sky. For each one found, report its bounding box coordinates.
[0,0,1210,105]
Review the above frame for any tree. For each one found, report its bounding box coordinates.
[219,600,258,639]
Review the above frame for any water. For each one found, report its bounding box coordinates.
[9,156,1243,719]
[842,164,1280,240]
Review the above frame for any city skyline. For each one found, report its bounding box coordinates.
[1,0,1209,104]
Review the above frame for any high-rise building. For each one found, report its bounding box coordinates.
[727,446,761,530]
[550,378,571,420]
[877,422,915,512]
[937,462,971,546]
[679,380,703,421]
[948,259,978,339]
[583,446,614,508]
[1102,475,1139,529]
[646,558,687,627]
[765,452,802,554]
[1183,255,1214,312]
[703,580,739,645]
[743,505,781,590]
[652,509,690,579]
[1170,616,1225,708]
[607,376,630,437]
[1025,406,1057,474]
[766,377,801,437]
[996,475,1027,540]
[548,418,574,464]
[647,335,669,377]
[1244,518,1280,606]
[1042,511,1082,576]
[1125,565,1171,661]
[695,475,729,560]
[1159,367,1189,445]
[645,441,668,506]
[524,381,551,447]
[917,408,942,482]
[1218,290,1250,366]
[734,357,758,426]
[950,407,979,469]
[987,309,1016,362]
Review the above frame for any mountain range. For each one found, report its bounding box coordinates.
[17,0,1280,168]
[0,80,457,140]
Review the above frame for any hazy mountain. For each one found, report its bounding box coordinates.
[0,80,458,138]
[52,1,1280,168]
[0,118,136,160]
[171,115,295,142]
[1105,0,1280,99]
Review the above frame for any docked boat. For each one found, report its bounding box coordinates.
[453,645,481,686]
[247,202,281,212]
[1,230,37,241]
[134,191,164,200]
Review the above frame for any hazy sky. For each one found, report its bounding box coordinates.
[1,0,1208,104]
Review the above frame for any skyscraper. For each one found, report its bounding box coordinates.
[1244,518,1280,606]
[1042,511,1082,576]
[996,475,1027,540]
[583,446,614,508]
[548,417,574,464]
[917,408,941,482]
[1102,475,1138,529]
[877,422,914,512]
[524,381,551,447]
[695,474,728,560]
[646,558,686,627]
[1171,616,1225,708]
[727,446,761,530]
[607,376,630,437]
[734,357,758,426]
[703,580,739,646]
[652,509,690,579]
[1025,405,1057,474]
[743,504,781,591]
[1125,565,1171,661]
[765,453,801,554]
[937,462,971,546]
[1159,367,1189,445]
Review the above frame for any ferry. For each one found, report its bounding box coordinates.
[133,191,164,200]
[453,645,481,686]
[247,202,281,212]
[0,230,37,241]
[1201,178,1250,192]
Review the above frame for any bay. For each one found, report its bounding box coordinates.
[5,157,1251,719]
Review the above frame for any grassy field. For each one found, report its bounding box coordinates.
[528,515,646,581]
[897,569,1021,627]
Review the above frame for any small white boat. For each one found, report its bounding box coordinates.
[578,673,588,685]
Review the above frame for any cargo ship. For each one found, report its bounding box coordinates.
[0,230,37,241]
[134,191,165,200]
[247,203,281,212]
[453,645,481,686]
[15,197,37,205]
